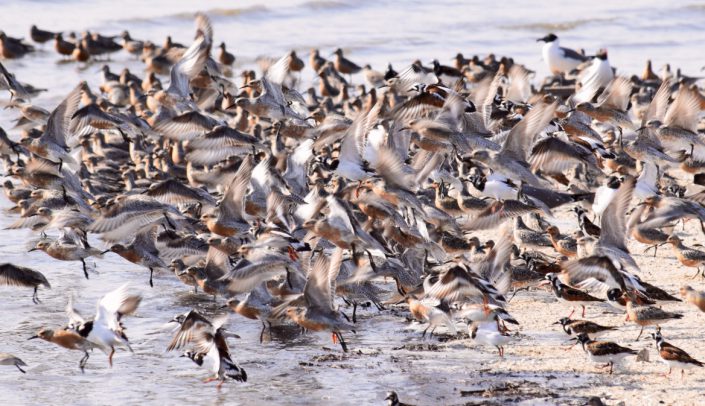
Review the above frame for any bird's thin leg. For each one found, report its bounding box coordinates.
[259,321,266,344]
[636,326,644,341]
[567,308,575,319]
[689,267,702,279]
[79,351,89,373]
[268,321,273,341]
[581,305,586,318]
[352,302,358,324]
[149,267,154,288]
[32,286,39,304]
[609,361,614,374]
[108,347,115,367]
[81,259,89,279]
[216,379,224,390]
[422,325,430,339]
[336,332,348,352]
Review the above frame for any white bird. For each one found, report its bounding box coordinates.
[407,298,457,338]
[592,176,621,220]
[66,284,142,367]
[469,320,513,357]
[635,162,659,200]
[574,49,614,104]
[537,33,588,76]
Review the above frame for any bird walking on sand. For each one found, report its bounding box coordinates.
[573,332,637,374]
[625,296,683,340]
[664,235,705,278]
[651,328,703,379]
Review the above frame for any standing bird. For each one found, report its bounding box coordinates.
[333,48,362,81]
[30,25,57,44]
[554,317,616,339]
[0,353,28,373]
[28,327,96,372]
[54,33,75,59]
[651,328,703,379]
[469,320,512,357]
[543,273,604,318]
[0,263,50,303]
[0,32,34,59]
[573,333,637,374]
[626,297,683,340]
[573,206,600,238]
[679,285,705,312]
[537,33,587,78]
[218,42,235,66]
[664,235,705,278]
[546,226,578,257]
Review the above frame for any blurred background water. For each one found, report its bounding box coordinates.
[0,1,704,404]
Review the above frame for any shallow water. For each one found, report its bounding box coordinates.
[0,1,704,404]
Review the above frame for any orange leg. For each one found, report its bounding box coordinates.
[331,333,338,344]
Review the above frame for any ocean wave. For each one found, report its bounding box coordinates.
[501,18,615,32]
[300,0,353,11]
[170,5,269,19]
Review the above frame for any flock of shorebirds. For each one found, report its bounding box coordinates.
[2,13,705,398]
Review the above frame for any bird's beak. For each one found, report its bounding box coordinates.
[635,126,645,132]
[101,249,111,254]
[566,108,576,113]
[239,84,250,89]
[552,320,561,325]
[28,248,38,252]
[27,335,39,340]
[536,37,545,43]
